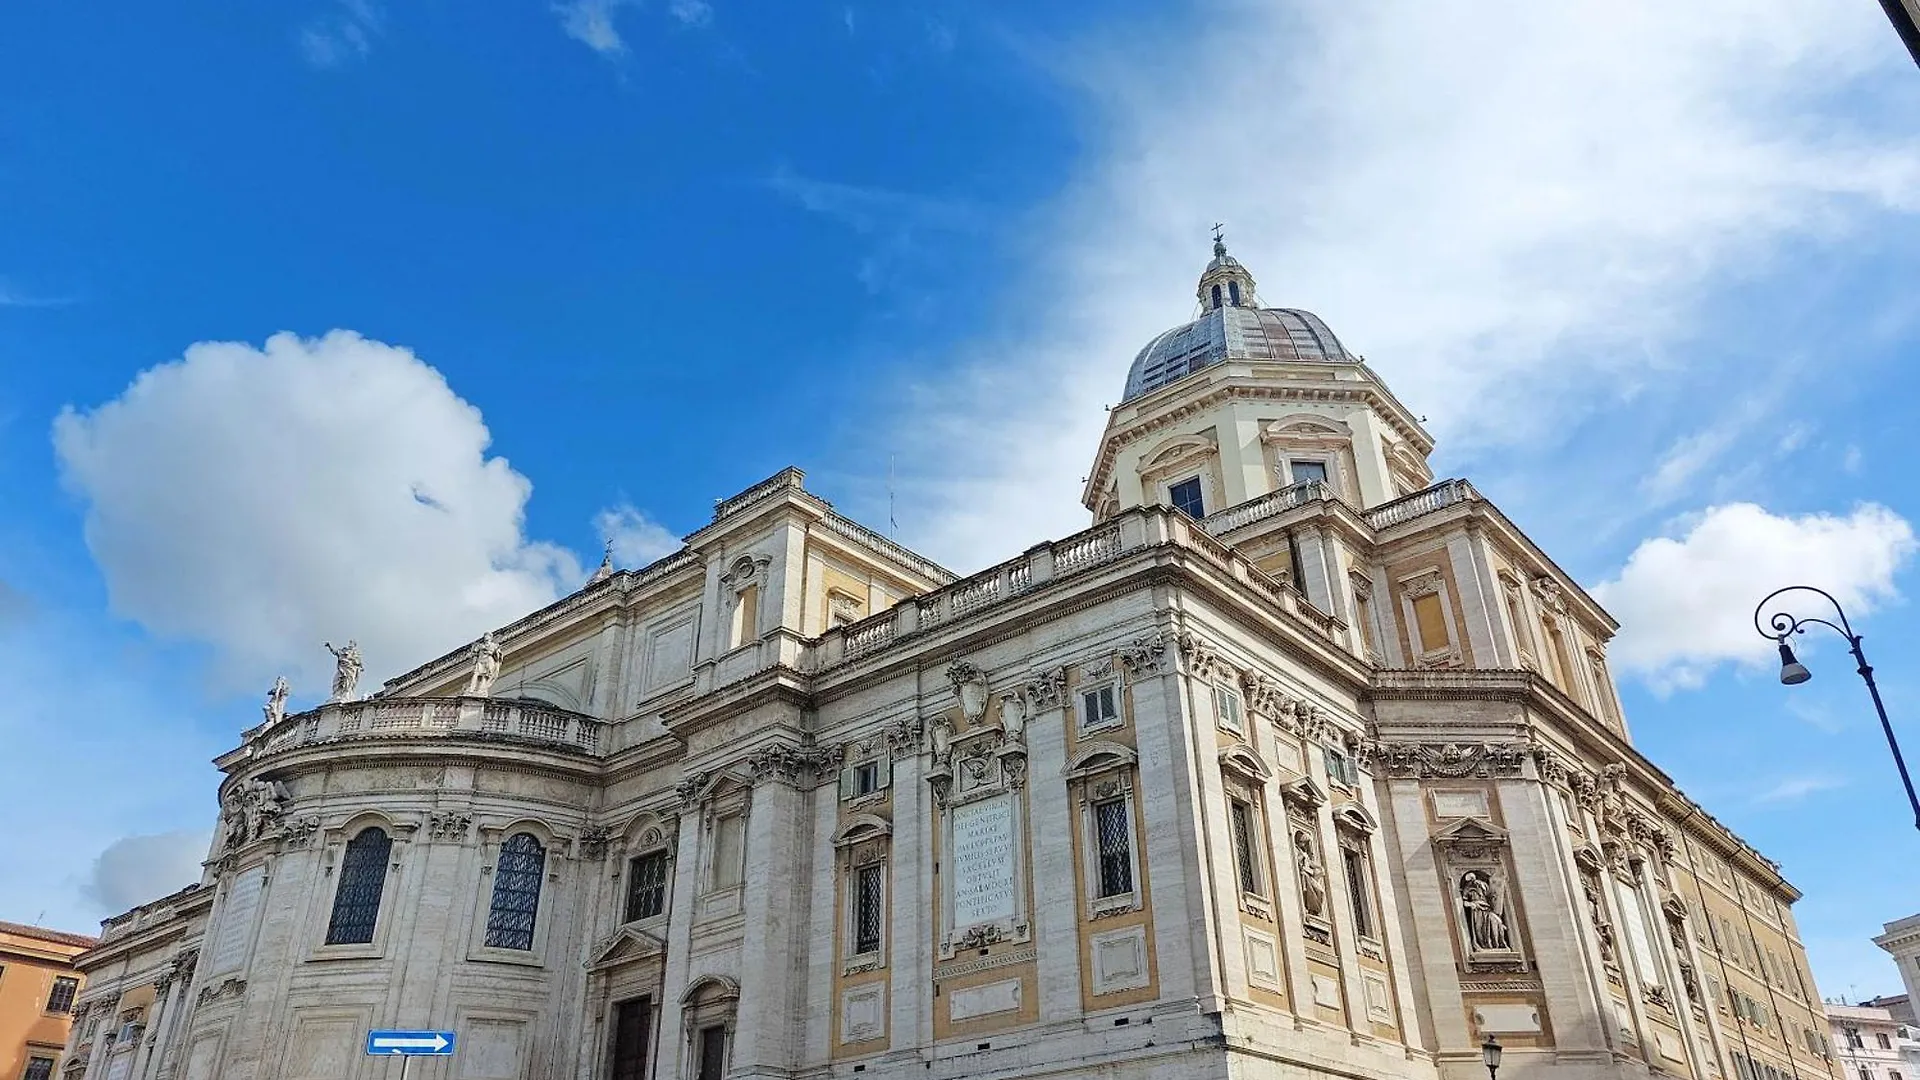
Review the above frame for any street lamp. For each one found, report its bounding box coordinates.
[1755,585,1920,831]
[1482,1033,1503,1080]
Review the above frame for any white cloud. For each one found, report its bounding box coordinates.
[1754,774,1847,805]
[596,505,683,568]
[669,0,712,27]
[82,831,209,915]
[52,330,584,698]
[299,0,381,69]
[1591,503,1916,692]
[873,0,1920,569]
[555,0,633,55]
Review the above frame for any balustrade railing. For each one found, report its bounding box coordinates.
[1201,479,1330,534]
[1363,479,1477,530]
[255,697,605,756]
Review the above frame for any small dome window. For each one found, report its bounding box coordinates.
[1228,280,1242,307]
[1210,284,1223,310]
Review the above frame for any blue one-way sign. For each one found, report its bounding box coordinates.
[366,1030,456,1056]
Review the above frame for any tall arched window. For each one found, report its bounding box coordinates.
[1228,280,1242,306]
[484,832,546,951]
[326,827,392,945]
[1210,284,1224,309]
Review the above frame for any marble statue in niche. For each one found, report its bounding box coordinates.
[1294,829,1328,917]
[325,640,363,702]
[1460,870,1512,951]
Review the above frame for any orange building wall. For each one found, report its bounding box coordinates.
[0,922,97,1080]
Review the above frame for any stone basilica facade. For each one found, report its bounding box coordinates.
[65,243,1837,1080]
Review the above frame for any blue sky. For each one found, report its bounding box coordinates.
[3,0,1920,1000]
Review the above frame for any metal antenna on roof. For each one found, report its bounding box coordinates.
[888,454,898,538]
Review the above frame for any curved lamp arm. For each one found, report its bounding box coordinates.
[1754,584,1859,646]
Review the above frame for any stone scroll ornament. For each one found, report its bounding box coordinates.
[325,639,363,702]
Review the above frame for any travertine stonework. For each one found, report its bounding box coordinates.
[66,245,1837,1080]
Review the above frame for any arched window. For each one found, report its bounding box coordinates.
[326,827,391,945]
[1228,280,1242,307]
[1210,284,1223,309]
[484,832,546,950]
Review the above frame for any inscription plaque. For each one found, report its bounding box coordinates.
[950,797,1016,928]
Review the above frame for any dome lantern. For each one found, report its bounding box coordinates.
[1197,224,1257,312]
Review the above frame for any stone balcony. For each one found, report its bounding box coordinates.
[251,696,606,758]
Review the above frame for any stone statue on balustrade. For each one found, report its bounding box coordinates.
[262,675,291,726]
[465,632,503,697]
[325,640,363,702]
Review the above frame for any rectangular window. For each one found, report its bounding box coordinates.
[1862,1069,1873,1080]
[24,1058,54,1080]
[1880,1034,1894,1050]
[624,850,669,923]
[1080,684,1119,732]
[696,1026,728,1080]
[1324,746,1356,788]
[853,761,880,797]
[1229,799,1263,896]
[1094,798,1133,898]
[853,863,885,955]
[709,814,745,891]
[1412,592,1450,653]
[1342,846,1374,938]
[1213,684,1244,733]
[608,997,652,1080]
[46,976,78,1014]
[1169,477,1205,519]
[1290,459,1329,485]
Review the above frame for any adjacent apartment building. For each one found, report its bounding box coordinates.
[63,241,1835,1080]
[1,921,95,1080]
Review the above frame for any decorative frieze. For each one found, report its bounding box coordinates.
[1117,633,1168,678]
[277,816,321,850]
[577,826,616,860]
[1371,741,1528,779]
[427,812,472,843]
[1174,630,1228,681]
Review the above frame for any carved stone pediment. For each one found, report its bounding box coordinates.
[1280,776,1327,814]
[1432,816,1510,859]
[587,926,668,972]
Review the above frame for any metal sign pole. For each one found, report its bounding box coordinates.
[399,1055,411,1080]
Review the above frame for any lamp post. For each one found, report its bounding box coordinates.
[1755,585,1920,831]
[1483,1033,1503,1080]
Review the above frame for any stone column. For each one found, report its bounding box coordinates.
[1444,533,1499,666]
[1022,685,1082,1023]
[79,1001,112,1080]
[1128,652,1206,1007]
[1506,783,1609,1053]
[651,809,702,1080]
[1388,778,1466,1052]
[127,980,166,1080]
[733,776,807,1075]
[887,735,931,1056]
[142,968,190,1080]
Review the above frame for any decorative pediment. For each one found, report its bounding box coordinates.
[1065,741,1138,779]
[1333,803,1378,836]
[1139,433,1217,472]
[682,974,741,1006]
[1280,775,1326,812]
[1432,816,1509,859]
[832,814,893,848]
[1262,413,1353,445]
[1218,745,1273,784]
[587,926,668,972]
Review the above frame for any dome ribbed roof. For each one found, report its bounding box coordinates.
[1121,304,1354,403]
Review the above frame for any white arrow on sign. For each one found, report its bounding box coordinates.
[372,1034,449,1052]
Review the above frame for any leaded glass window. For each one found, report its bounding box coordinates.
[1169,477,1205,519]
[484,832,546,951]
[1229,799,1262,896]
[24,1058,53,1080]
[625,850,668,923]
[853,863,885,955]
[1343,846,1374,938]
[1094,798,1132,898]
[325,827,391,945]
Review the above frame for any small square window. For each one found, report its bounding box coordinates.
[1290,459,1329,485]
[625,850,669,923]
[853,761,880,797]
[1168,477,1205,519]
[1212,684,1244,733]
[1080,684,1120,733]
[1324,747,1356,788]
[24,1058,53,1080]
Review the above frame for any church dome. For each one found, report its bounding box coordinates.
[1120,235,1354,403]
